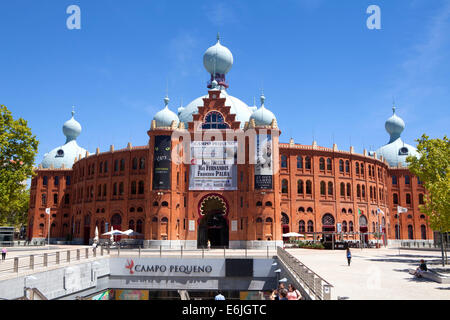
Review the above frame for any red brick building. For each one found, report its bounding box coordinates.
[27,37,433,248]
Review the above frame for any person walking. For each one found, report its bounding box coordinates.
[207,240,211,251]
[346,247,352,266]
[1,248,7,261]
[287,284,302,300]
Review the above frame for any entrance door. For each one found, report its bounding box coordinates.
[83,215,91,245]
[197,197,229,248]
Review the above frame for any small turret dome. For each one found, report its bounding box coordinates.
[63,110,82,142]
[385,107,405,143]
[153,96,179,128]
[249,94,277,127]
[203,34,233,76]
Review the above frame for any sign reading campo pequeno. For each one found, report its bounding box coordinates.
[124,259,214,275]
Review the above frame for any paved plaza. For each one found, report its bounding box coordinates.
[287,247,450,300]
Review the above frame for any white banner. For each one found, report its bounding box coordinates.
[189,141,237,190]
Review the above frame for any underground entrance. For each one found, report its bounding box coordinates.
[197,195,229,248]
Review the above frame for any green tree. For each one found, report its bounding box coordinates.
[407,134,450,265]
[0,104,39,228]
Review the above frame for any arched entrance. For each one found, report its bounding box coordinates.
[83,214,91,245]
[281,213,290,243]
[359,215,368,245]
[197,194,229,248]
[111,213,122,242]
[322,214,335,243]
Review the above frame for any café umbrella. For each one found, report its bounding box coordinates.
[94,226,99,243]
[102,227,125,242]
[123,229,143,237]
[282,232,303,238]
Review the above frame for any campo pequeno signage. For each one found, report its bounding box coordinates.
[111,258,226,278]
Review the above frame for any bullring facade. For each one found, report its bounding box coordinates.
[27,36,432,248]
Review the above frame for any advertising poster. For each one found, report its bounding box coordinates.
[153,135,171,190]
[189,141,237,190]
[90,289,112,300]
[255,134,273,189]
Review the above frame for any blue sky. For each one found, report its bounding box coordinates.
[0,0,449,166]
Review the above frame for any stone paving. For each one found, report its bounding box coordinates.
[287,247,450,300]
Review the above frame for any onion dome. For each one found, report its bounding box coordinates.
[153,96,179,128]
[203,33,234,76]
[375,105,419,167]
[249,93,277,127]
[41,109,87,169]
[385,107,405,143]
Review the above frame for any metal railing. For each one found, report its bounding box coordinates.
[400,241,449,249]
[0,247,110,276]
[277,247,333,300]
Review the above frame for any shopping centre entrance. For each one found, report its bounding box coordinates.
[197,196,229,248]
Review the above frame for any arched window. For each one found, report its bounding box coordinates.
[392,175,397,185]
[406,193,411,205]
[42,193,47,206]
[349,221,354,232]
[43,176,48,186]
[299,220,305,233]
[319,158,325,170]
[161,201,169,207]
[111,214,122,228]
[202,111,230,129]
[131,181,137,194]
[340,183,345,196]
[419,194,424,205]
[421,225,427,240]
[130,207,135,213]
[360,163,364,176]
[322,214,335,226]
[119,182,124,195]
[328,182,333,195]
[281,179,288,194]
[339,160,344,172]
[153,201,159,207]
[345,160,350,173]
[281,155,288,168]
[348,209,353,214]
[395,224,400,239]
[342,208,347,214]
[327,158,332,171]
[104,161,108,173]
[370,186,373,199]
[265,201,273,207]
[342,221,347,232]
[408,225,414,240]
[357,185,361,198]
[99,162,103,173]
[161,217,169,223]
[53,194,58,205]
[405,175,410,185]
[256,217,263,223]
[114,159,119,172]
[305,157,311,170]
[266,217,273,223]
[298,207,305,213]
[361,185,365,199]
[281,213,289,225]
[129,220,135,231]
[306,180,312,195]
[297,156,303,169]
[132,158,138,170]
[356,163,360,174]
[256,201,263,207]
[393,193,398,205]
[297,180,304,194]
[307,220,314,232]
[320,181,326,195]
[137,207,143,212]
[138,181,145,194]
[307,207,313,213]
[120,159,125,171]
[140,158,145,170]
[347,183,351,197]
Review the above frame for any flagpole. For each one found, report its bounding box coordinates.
[48,208,50,251]
[397,206,400,256]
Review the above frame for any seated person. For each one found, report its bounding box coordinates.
[414,259,428,278]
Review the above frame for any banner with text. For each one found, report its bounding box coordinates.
[153,135,172,190]
[189,141,237,190]
[255,134,273,189]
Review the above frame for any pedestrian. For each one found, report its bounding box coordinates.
[414,259,427,278]
[92,241,97,253]
[346,247,352,266]
[215,291,225,300]
[207,240,211,251]
[279,289,288,300]
[1,248,7,261]
[287,284,302,300]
